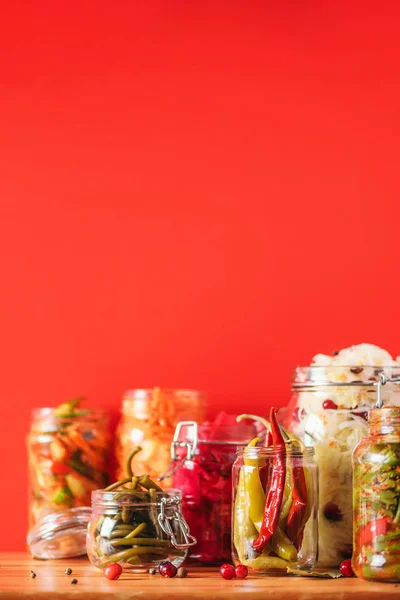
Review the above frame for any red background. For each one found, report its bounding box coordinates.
[1,0,400,550]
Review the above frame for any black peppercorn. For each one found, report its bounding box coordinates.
[148,568,157,575]
[30,571,36,579]
[65,568,72,575]
[71,579,78,584]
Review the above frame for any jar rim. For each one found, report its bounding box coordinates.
[91,488,181,507]
[292,365,400,388]
[369,406,400,419]
[31,407,108,419]
[236,446,315,458]
[123,388,205,398]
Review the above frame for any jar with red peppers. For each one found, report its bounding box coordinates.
[164,416,254,565]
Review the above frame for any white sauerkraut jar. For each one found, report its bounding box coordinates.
[285,344,400,567]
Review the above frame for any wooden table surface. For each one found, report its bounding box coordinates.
[0,553,399,599]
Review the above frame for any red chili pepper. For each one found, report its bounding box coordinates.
[285,461,307,549]
[264,430,272,447]
[51,462,71,475]
[258,430,273,490]
[357,517,389,546]
[253,407,286,552]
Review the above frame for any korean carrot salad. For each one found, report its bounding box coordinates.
[27,398,109,526]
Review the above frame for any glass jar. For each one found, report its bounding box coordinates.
[27,507,91,559]
[115,388,205,486]
[27,405,110,529]
[285,366,400,567]
[232,445,318,575]
[167,420,254,564]
[87,490,195,571]
[353,406,400,582]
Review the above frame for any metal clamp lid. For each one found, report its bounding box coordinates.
[376,374,400,408]
[157,496,196,548]
[159,420,248,481]
[159,421,199,480]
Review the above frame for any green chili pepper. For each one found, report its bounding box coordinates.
[270,527,297,562]
[100,547,167,567]
[139,475,163,492]
[242,437,266,531]
[125,555,140,565]
[126,447,142,478]
[233,466,258,563]
[124,522,147,539]
[110,538,170,547]
[104,477,132,492]
[279,468,293,524]
[243,555,288,571]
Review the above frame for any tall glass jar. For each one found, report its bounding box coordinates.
[353,407,400,582]
[168,420,254,565]
[27,403,109,557]
[115,388,205,486]
[232,445,318,574]
[285,365,400,567]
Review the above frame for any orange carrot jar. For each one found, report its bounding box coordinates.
[115,388,205,485]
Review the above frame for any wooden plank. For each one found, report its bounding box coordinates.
[0,553,399,599]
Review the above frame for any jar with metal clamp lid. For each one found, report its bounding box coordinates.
[87,489,195,572]
[160,419,255,565]
[352,377,400,582]
[284,359,400,568]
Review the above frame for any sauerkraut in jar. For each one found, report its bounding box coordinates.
[285,343,400,567]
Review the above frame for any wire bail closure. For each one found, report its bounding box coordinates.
[157,495,197,548]
[375,374,400,409]
[159,421,199,481]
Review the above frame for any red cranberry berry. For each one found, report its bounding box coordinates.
[220,564,236,580]
[235,564,248,579]
[323,399,338,410]
[339,559,354,577]
[104,563,123,580]
[159,562,177,578]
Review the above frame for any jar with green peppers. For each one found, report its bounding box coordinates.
[87,490,194,572]
[352,407,400,582]
[232,445,318,574]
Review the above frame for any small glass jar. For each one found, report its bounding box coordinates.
[168,420,254,564]
[87,490,195,571]
[115,388,205,486]
[232,445,318,575]
[27,507,91,559]
[27,406,110,529]
[353,407,400,582]
[285,366,400,567]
